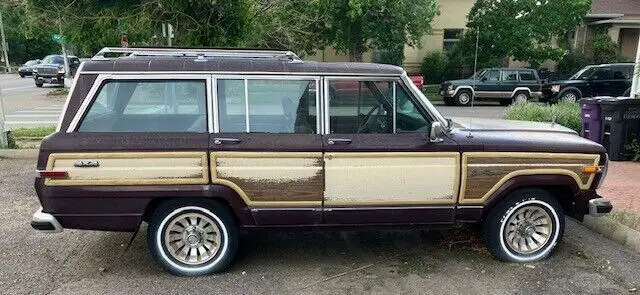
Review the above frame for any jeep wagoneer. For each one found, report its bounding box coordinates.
[32,47,613,276]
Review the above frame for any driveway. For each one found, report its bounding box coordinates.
[1,157,639,295]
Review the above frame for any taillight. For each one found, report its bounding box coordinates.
[37,170,68,179]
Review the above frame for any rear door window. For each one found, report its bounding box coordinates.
[78,80,207,132]
[502,70,518,82]
[217,78,318,134]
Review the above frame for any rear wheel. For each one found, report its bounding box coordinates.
[483,189,564,263]
[147,199,238,276]
[513,91,530,104]
[454,90,472,106]
[560,90,579,103]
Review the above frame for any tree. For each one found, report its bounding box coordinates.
[315,0,439,62]
[0,1,58,64]
[463,0,592,68]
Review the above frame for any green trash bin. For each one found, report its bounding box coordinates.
[599,97,640,161]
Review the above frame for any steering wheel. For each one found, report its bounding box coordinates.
[357,104,388,133]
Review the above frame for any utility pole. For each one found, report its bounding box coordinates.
[631,33,640,99]
[0,11,11,74]
[58,16,70,80]
[0,84,7,148]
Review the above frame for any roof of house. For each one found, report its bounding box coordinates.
[591,0,640,16]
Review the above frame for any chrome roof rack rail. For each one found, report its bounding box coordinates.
[92,47,301,61]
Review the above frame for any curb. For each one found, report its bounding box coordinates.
[582,215,640,253]
[0,149,39,159]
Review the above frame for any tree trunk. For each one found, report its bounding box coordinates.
[348,46,364,62]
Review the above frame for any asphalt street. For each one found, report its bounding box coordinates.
[0,74,510,129]
[0,74,66,129]
[0,157,639,295]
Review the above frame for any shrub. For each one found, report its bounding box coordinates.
[556,50,591,76]
[503,101,581,133]
[420,51,448,84]
[591,31,622,64]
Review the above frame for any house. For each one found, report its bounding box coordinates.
[308,0,639,74]
[571,0,640,61]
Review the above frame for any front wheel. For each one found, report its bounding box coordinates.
[483,189,564,263]
[147,200,238,276]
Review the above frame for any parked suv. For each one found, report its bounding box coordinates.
[440,68,542,106]
[18,59,41,77]
[541,63,635,103]
[31,47,612,276]
[33,54,81,87]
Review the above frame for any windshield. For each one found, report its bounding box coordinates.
[570,66,595,80]
[24,60,39,66]
[470,69,487,80]
[42,55,64,64]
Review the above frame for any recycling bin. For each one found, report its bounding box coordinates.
[579,97,605,143]
[599,97,640,161]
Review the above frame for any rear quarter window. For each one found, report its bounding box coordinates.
[77,80,207,132]
[519,71,537,81]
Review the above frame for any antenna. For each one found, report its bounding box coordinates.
[469,27,480,138]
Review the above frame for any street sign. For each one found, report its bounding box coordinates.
[52,34,65,44]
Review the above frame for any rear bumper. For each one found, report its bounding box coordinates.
[589,198,613,217]
[31,207,63,233]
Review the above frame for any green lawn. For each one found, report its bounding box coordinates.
[423,84,442,101]
[10,126,56,139]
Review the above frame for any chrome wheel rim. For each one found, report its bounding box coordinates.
[503,205,553,255]
[163,212,222,265]
[459,93,471,104]
[515,94,528,104]
[562,92,577,102]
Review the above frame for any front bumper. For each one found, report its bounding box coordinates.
[589,198,613,217]
[31,207,63,233]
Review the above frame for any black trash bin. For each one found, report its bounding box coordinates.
[599,97,640,161]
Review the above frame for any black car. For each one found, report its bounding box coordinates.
[17,60,41,77]
[440,68,542,106]
[541,63,634,103]
[33,55,81,87]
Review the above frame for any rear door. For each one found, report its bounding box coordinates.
[209,76,324,226]
[501,69,519,96]
[43,74,211,231]
[322,77,460,225]
[589,66,614,96]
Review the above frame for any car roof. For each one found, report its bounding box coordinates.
[593,63,635,67]
[81,57,405,75]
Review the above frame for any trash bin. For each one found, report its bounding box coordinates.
[599,97,640,161]
[579,97,605,143]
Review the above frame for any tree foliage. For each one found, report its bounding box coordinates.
[0,1,58,64]
[314,0,439,61]
[462,0,592,68]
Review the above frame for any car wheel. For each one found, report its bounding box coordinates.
[454,90,472,106]
[560,91,579,103]
[19,73,25,78]
[35,82,43,88]
[147,199,238,276]
[483,188,564,263]
[513,91,530,105]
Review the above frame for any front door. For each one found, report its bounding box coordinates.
[209,76,324,225]
[322,77,460,225]
[588,66,614,96]
[475,69,502,98]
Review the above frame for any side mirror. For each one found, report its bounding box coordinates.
[429,122,445,143]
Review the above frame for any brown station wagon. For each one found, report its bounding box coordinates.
[31,47,613,276]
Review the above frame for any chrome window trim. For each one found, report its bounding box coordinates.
[392,82,397,133]
[66,74,213,133]
[56,62,86,132]
[207,76,215,133]
[212,75,323,134]
[401,73,447,127]
[79,71,401,77]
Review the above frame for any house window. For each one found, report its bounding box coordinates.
[443,29,463,53]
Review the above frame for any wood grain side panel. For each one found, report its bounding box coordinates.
[45,152,209,186]
[460,153,600,204]
[211,152,324,205]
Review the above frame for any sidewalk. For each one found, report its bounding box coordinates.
[598,161,640,213]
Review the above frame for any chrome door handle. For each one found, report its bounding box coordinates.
[213,138,242,145]
[327,138,352,145]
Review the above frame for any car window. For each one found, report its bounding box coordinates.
[571,66,595,80]
[217,79,317,134]
[519,70,537,81]
[24,60,38,66]
[43,55,64,64]
[613,66,632,80]
[590,67,612,80]
[78,80,207,132]
[484,70,500,81]
[502,70,518,82]
[395,85,430,133]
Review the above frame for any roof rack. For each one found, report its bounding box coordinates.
[92,47,302,62]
